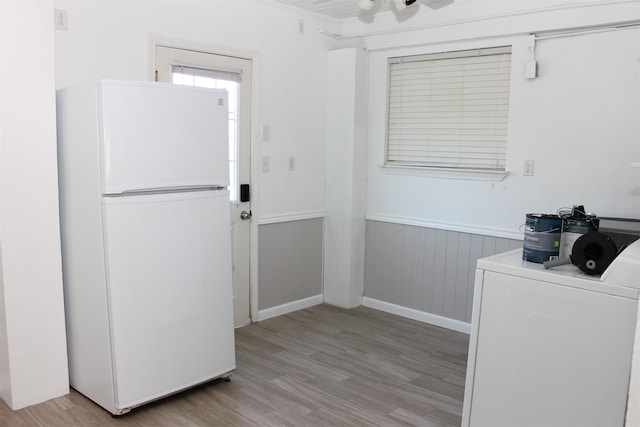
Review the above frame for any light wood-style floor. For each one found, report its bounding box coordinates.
[0,304,469,426]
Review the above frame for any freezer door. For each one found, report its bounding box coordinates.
[101,190,235,411]
[99,80,229,194]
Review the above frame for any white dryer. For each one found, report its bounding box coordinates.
[462,239,640,427]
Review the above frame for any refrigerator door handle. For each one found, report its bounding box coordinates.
[105,185,226,197]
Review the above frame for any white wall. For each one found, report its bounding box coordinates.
[54,0,335,219]
[0,0,69,410]
[349,1,640,237]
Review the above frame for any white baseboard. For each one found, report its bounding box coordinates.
[255,295,471,334]
[256,294,324,322]
[362,297,471,334]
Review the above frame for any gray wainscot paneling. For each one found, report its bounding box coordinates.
[364,220,521,327]
[258,218,324,312]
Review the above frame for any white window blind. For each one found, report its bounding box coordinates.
[386,46,512,171]
[171,64,242,83]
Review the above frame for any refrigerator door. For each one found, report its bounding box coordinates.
[101,190,235,411]
[99,80,229,195]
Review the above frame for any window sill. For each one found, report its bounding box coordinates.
[380,164,510,182]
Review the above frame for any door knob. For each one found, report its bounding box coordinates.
[240,210,252,220]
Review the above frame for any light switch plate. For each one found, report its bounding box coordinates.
[524,159,534,176]
[261,125,270,142]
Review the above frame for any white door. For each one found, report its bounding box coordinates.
[156,46,252,327]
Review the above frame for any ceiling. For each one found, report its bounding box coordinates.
[270,0,395,20]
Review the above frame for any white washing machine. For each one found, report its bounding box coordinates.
[462,239,640,427]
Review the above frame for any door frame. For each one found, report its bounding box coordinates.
[147,36,261,323]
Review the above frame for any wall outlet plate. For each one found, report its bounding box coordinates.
[54,9,68,31]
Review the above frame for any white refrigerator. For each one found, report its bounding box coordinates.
[56,80,236,415]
